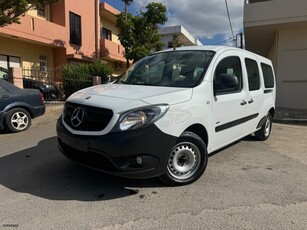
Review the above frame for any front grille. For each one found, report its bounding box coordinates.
[59,138,116,172]
[63,102,113,131]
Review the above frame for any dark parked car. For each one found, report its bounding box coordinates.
[0,79,45,132]
[23,78,61,100]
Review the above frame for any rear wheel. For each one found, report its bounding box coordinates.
[255,113,272,141]
[160,131,208,186]
[5,108,31,133]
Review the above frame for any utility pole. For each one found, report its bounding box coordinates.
[235,32,244,49]
[122,0,133,21]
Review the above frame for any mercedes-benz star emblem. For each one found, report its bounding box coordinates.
[71,107,85,127]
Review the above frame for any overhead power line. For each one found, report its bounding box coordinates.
[224,0,236,46]
[214,36,234,45]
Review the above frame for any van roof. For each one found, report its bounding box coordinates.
[156,45,271,62]
[159,45,230,52]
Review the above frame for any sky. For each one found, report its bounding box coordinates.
[102,0,244,46]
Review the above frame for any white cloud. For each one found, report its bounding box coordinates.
[133,0,244,40]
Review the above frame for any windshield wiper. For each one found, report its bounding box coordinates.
[136,82,153,86]
[115,80,126,84]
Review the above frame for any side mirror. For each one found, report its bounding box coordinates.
[214,74,239,95]
[220,74,238,88]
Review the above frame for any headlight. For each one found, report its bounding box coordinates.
[113,104,169,131]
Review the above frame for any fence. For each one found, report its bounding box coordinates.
[21,66,95,102]
[22,67,62,102]
[3,64,112,102]
[1,66,91,103]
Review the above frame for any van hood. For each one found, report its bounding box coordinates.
[67,84,192,112]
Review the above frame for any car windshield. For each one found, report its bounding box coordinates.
[116,50,215,88]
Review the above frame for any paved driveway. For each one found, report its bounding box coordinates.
[0,106,307,229]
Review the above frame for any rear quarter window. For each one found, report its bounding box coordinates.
[261,63,274,88]
[245,58,260,91]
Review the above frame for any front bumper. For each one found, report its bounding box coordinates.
[56,116,177,179]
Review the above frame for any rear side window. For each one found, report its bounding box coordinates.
[214,56,242,95]
[261,63,274,88]
[245,58,260,91]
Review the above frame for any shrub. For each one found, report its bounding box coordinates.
[89,60,113,83]
[61,60,113,98]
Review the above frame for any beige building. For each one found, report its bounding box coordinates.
[244,0,307,113]
[158,26,203,49]
[99,3,126,76]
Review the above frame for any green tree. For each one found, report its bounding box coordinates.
[116,2,167,67]
[0,0,58,27]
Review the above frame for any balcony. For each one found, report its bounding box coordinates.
[244,0,307,55]
[100,38,126,62]
[0,14,67,47]
[244,0,307,27]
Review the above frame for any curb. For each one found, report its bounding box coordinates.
[45,102,64,113]
[273,118,307,126]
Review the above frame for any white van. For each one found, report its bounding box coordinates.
[57,46,276,185]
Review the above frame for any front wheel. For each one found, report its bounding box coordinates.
[159,131,208,186]
[5,108,31,133]
[255,113,272,141]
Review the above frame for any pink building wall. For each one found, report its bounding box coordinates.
[0,0,100,70]
[64,0,99,60]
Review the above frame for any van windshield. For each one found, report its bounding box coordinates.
[116,50,215,88]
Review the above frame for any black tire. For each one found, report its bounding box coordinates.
[159,131,208,186]
[5,108,31,133]
[255,113,272,141]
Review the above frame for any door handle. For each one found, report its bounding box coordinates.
[2,95,9,99]
[240,100,247,106]
[248,99,254,104]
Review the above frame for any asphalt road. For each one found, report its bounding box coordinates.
[0,105,307,229]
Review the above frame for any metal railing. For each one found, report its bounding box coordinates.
[22,67,93,102]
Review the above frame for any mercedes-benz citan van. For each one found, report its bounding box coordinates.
[57,46,276,185]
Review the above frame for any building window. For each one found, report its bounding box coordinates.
[0,55,20,80]
[39,55,47,72]
[101,28,112,40]
[37,6,45,17]
[69,12,82,45]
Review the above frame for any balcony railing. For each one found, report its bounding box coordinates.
[0,14,67,46]
[100,38,126,62]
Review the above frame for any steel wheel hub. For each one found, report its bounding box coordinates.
[264,117,271,136]
[167,142,201,180]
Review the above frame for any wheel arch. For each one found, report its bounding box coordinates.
[4,104,34,118]
[269,107,275,118]
[183,123,209,147]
